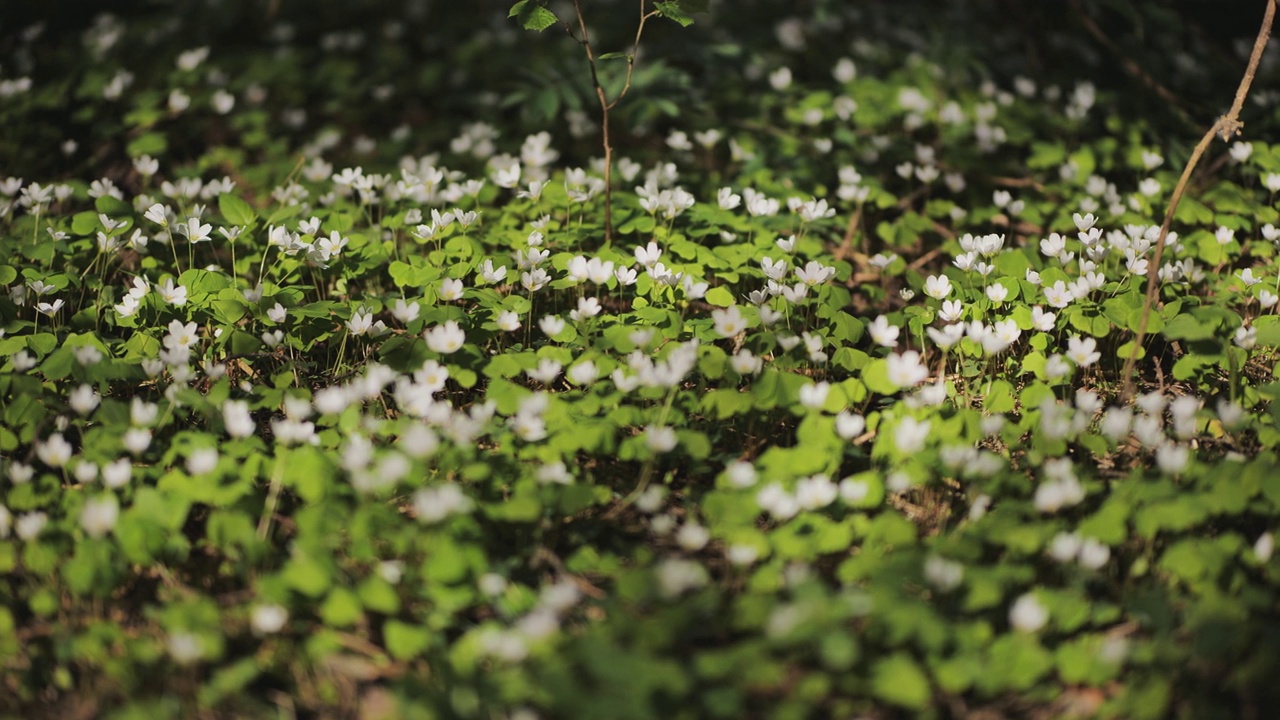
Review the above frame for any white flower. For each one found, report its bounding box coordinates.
[526,358,561,384]
[894,417,931,454]
[539,315,566,337]
[718,187,741,210]
[78,460,108,486]
[868,315,900,347]
[725,461,757,489]
[398,423,439,458]
[1048,532,1083,563]
[496,310,521,331]
[438,278,465,301]
[347,308,373,335]
[769,66,792,91]
[1066,335,1101,367]
[712,305,746,338]
[644,426,678,454]
[36,433,73,467]
[1229,141,1253,163]
[756,483,799,520]
[223,400,255,438]
[186,448,219,475]
[80,496,119,538]
[986,283,1009,304]
[1234,325,1257,350]
[1078,538,1111,570]
[798,382,830,410]
[7,462,33,485]
[567,360,598,386]
[833,57,857,83]
[1009,593,1048,633]
[15,512,48,540]
[211,89,236,114]
[1156,442,1190,474]
[938,300,963,323]
[144,203,169,225]
[1216,398,1245,429]
[413,483,473,524]
[675,522,710,551]
[886,350,929,388]
[392,298,421,324]
[795,260,834,286]
[266,303,288,324]
[1031,306,1056,332]
[760,256,789,281]
[251,604,289,635]
[656,559,709,598]
[795,474,838,509]
[634,241,662,267]
[478,259,508,284]
[727,545,760,566]
[1043,280,1073,308]
[102,458,132,488]
[927,323,965,349]
[614,266,638,285]
[1255,532,1275,563]
[923,555,965,592]
[69,384,100,416]
[839,477,870,504]
[181,217,212,243]
[158,277,188,306]
[167,632,204,664]
[924,274,952,299]
[570,296,601,322]
[424,321,465,354]
[835,411,866,440]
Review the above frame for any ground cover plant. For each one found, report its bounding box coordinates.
[5,0,1280,717]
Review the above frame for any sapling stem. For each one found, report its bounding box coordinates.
[257,453,286,539]
[1121,0,1276,402]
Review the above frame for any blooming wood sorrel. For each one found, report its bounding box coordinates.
[2,2,1280,718]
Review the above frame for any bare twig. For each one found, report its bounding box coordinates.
[1120,0,1276,402]
[565,0,658,244]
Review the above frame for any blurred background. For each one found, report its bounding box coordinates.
[1,0,1275,180]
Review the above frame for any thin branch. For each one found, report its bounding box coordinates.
[605,3,659,111]
[1119,0,1276,402]
[566,0,657,244]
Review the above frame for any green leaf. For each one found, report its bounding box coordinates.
[508,0,559,31]
[655,1,696,26]
[282,553,331,597]
[982,634,1053,691]
[704,286,735,307]
[320,587,362,627]
[218,193,256,227]
[1255,320,1280,347]
[1161,314,1215,341]
[982,380,1015,414]
[861,358,898,395]
[871,653,931,709]
[126,132,168,158]
[384,620,432,660]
